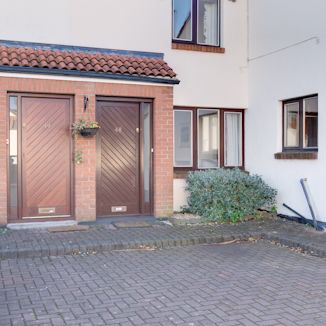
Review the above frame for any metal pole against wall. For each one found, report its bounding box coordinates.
[300,178,318,230]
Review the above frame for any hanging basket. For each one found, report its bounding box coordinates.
[80,127,99,137]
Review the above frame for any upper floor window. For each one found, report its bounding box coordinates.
[283,95,318,151]
[172,0,221,46]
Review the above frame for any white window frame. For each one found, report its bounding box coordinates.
[173,110,193,167]
[224,112,243,167]
[197,108,220,169]
[283,102,300,149]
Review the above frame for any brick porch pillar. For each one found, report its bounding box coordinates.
[153,87,174,217]
[74,83,97,222]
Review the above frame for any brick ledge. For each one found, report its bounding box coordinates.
[274,152,318,160]
[172,42,225,53]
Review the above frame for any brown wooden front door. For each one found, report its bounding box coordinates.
[96,99,152,217]
[8,95,72,220]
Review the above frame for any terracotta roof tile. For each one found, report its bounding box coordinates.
[1,57,9,65]
[0,44,178,82]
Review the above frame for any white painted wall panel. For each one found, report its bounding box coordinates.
[173,179,188,212]
[248,0,326,221]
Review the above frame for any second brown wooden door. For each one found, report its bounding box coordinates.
[97,101,141,216]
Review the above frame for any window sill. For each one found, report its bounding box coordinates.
[172,42,225,53]
[173,167,246,179]
[274,152,318,160]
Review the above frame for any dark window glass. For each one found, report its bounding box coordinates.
[303,96,318,148]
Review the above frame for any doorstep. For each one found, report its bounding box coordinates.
[6,220,77,230]
[79,215,160,227]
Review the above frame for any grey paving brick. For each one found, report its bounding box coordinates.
[1,242,326,325]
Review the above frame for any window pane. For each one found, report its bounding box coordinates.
[198,109,219,168]
[224,112,242,167]
[142,104,151,203]
[174,111,192,167]
[173,0,192,41]
[284,102,299,147]
[197,0,219,45]
[9,96,18,219]
[303,96,318,148]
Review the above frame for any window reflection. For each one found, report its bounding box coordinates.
[198,109,219,168]
[143,104,150,203]
[304,97,318,148]
[198,0,219,45]
[9,96,18,217]
[284,102,299,147]
[174,110,193,167]
[173,0,192,41]
[224,112,242,167]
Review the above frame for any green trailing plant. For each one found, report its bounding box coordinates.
[185,169,277,222]
[74,149,83,164]
[72,119,100,136]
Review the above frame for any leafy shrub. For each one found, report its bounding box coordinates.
[185,169,277,222]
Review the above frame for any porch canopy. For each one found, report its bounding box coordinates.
[0,40,179,85]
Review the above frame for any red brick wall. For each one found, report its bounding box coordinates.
[0,76,174,223]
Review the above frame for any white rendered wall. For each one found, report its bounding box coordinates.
[247,0,326,221]
[0,0,248,212]
[173,179,188,212]
[0,0,248,108]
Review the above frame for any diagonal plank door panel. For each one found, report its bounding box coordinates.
[97,102,140,216]
[21,97,71,218]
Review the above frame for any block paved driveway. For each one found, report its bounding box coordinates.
[1,241,326,326]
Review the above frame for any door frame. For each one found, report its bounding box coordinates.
[96,96,154,217]
[7,93,74,222]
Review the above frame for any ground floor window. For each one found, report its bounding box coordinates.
[283,95,318,151]
[173,107,244,170]
[224,112,243,167]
